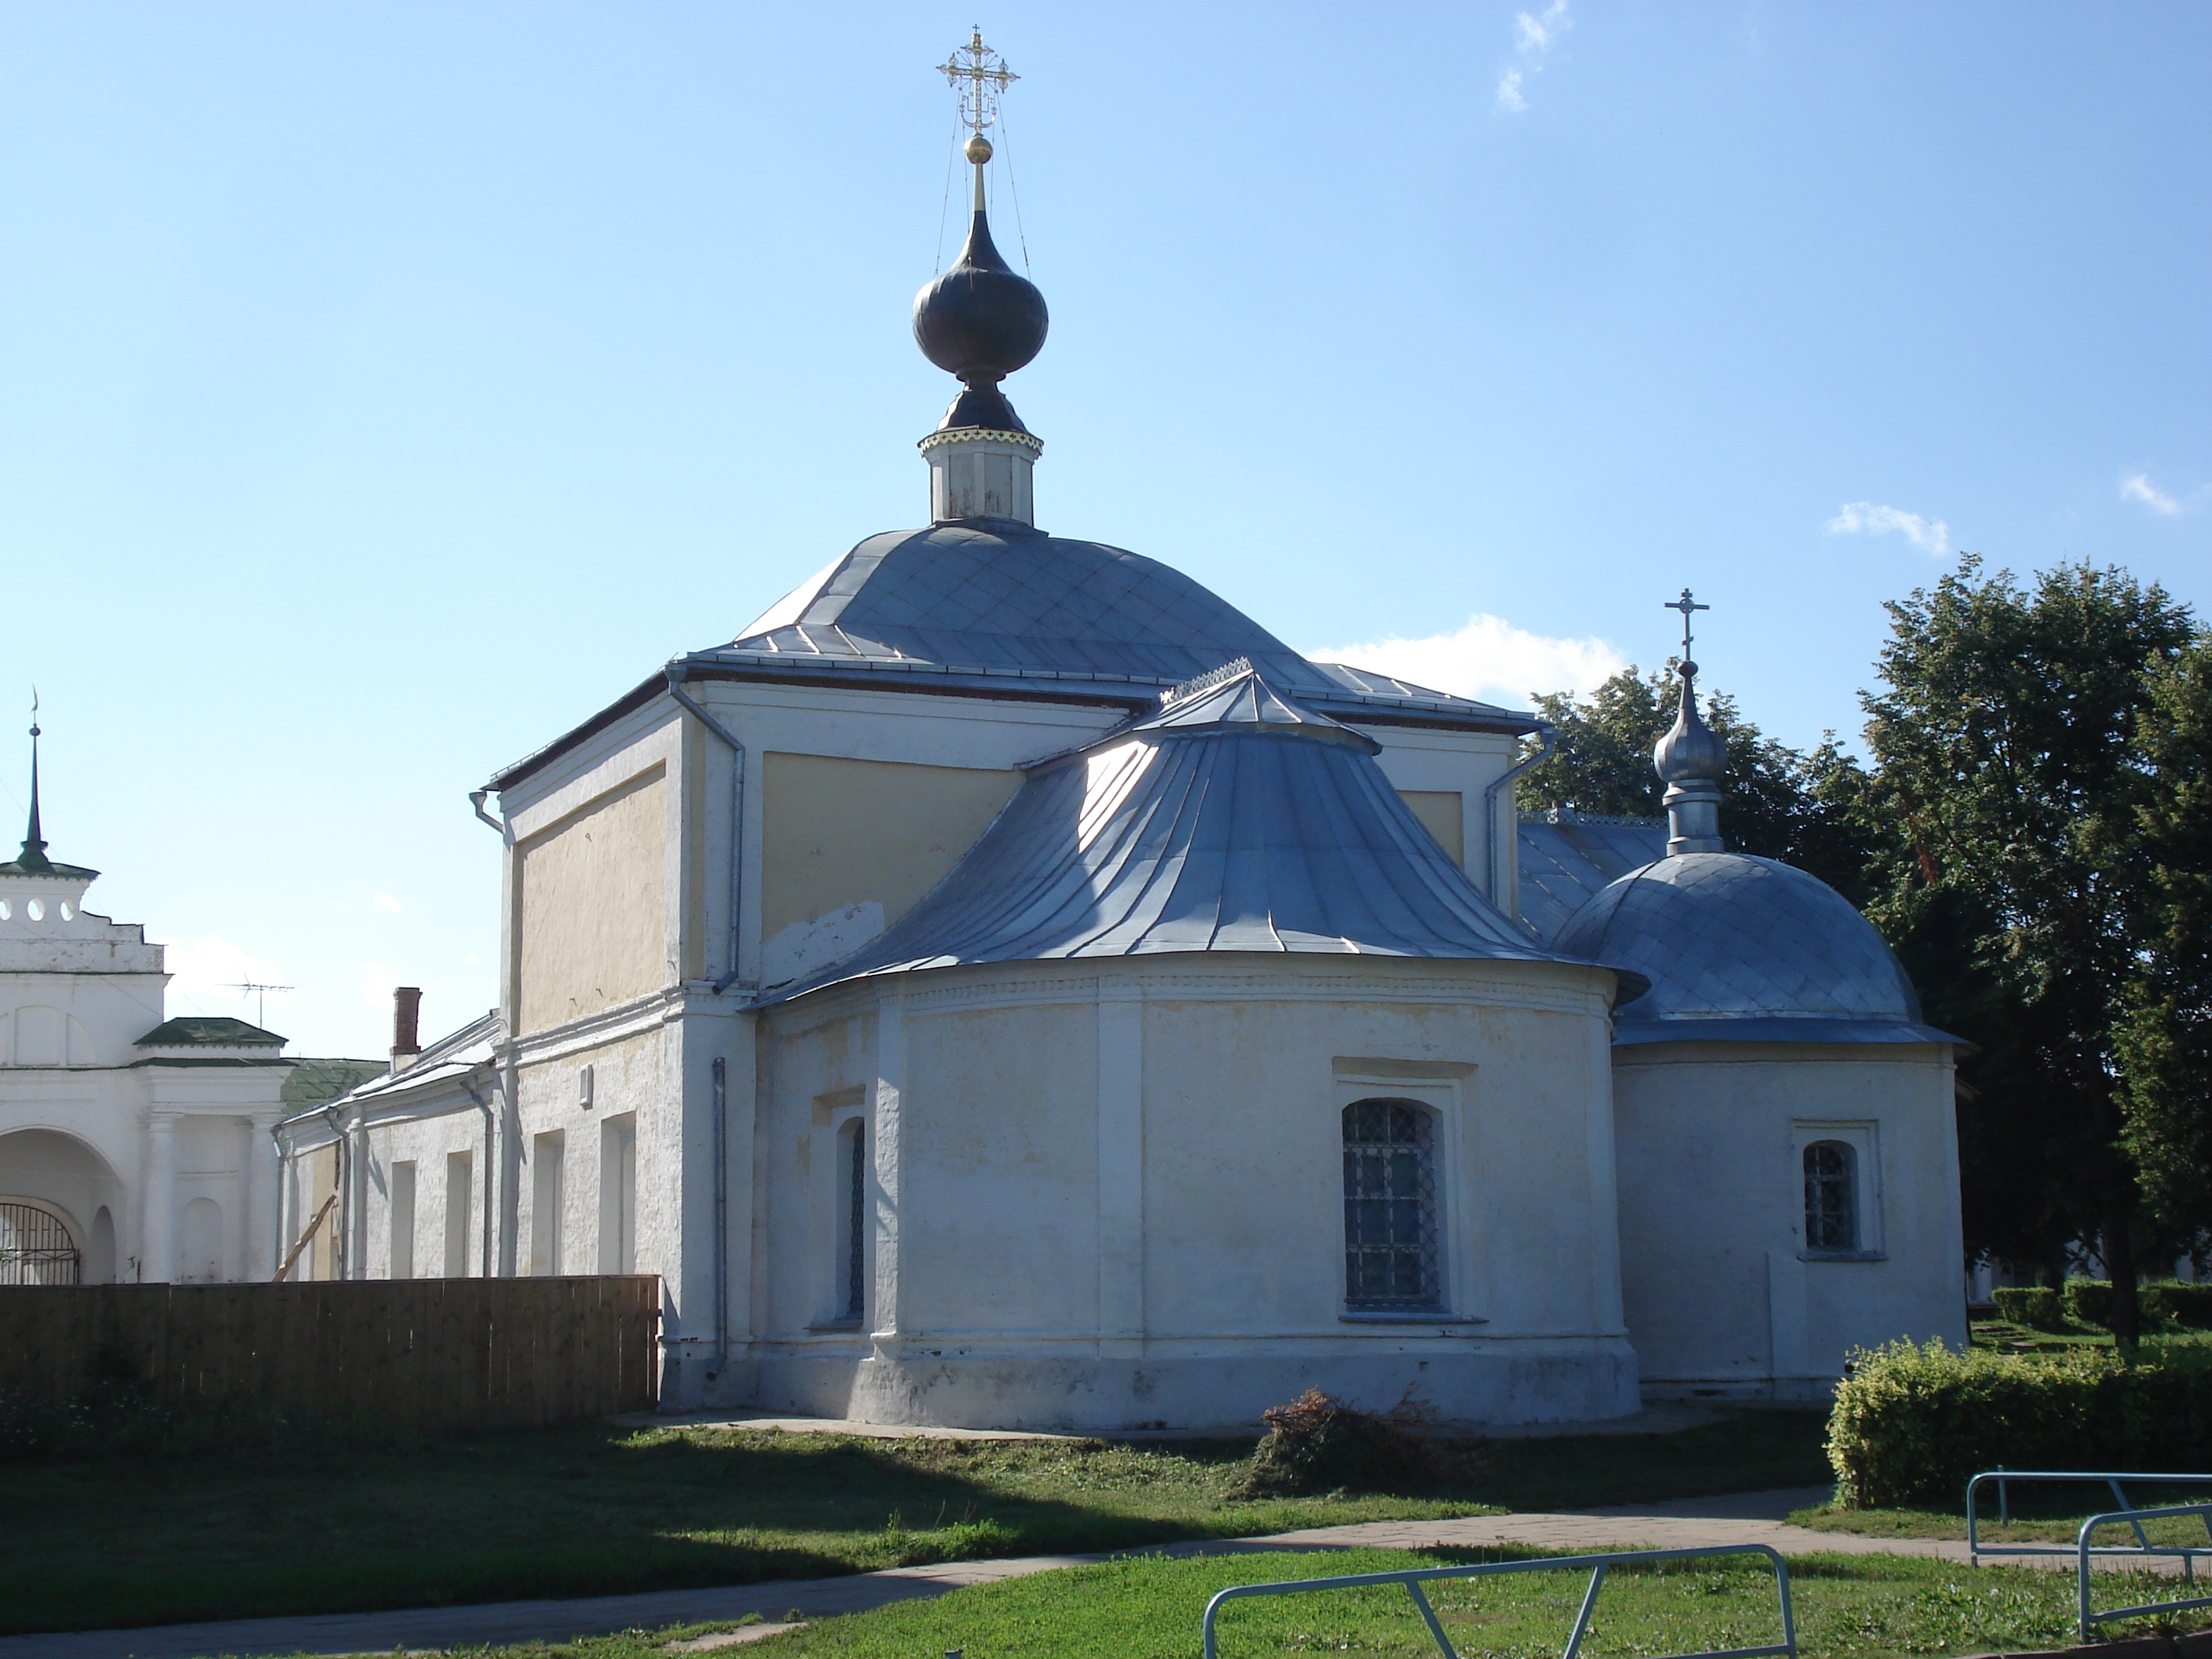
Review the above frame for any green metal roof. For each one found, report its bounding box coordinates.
[280,1057,390,1109]
[134,1016,287,1049]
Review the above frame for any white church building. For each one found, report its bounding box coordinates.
[280,64,1968,1427]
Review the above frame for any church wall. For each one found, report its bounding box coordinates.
[1611,1041,1965,1401]
[514,765,671,1035]
[746,956,1637,1432]
[757,753,1022,980]
[1397,792,1464,866]
[1355,727,1516,903]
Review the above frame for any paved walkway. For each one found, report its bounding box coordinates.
[2,1488,2176,1659]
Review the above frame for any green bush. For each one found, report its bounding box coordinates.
[2163,1282,2212,1329]
[1991,1287,2061,1328]
[2062,1279,2115,1328]
[2059,1279,2197,1329]
[1827,1338,2212,1509]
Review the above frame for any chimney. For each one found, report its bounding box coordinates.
[391,986,423,1071]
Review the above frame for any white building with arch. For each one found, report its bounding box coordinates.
[0,767,302,1285]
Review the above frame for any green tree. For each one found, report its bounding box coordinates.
[1516,665,1875,900]
[2115,637,2212,1246]
[1859,556,2199,1349]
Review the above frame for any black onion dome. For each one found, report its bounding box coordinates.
[913,208,1048,387]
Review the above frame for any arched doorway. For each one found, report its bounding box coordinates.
[0,1198,79,1284]
[0,1128,126,1282]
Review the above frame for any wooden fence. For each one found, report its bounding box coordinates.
[0,1275,659,1432]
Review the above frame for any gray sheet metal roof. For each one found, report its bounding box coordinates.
[1552,851,1961,1046]
[764,661,1633,1004]
[1517,816,1668,942]
[698,521,1536,731]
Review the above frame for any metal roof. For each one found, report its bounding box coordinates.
[763,663,1635,1004]
[701,521,1535,729]
[1516,816,1668,942]
[1551,851,1961,1046]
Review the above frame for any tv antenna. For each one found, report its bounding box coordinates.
[228,981,294,1027]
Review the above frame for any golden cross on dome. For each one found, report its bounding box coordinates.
[1664,588,1710,659]
[939,27,1017,136]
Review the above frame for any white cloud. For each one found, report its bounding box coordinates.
[158,935,291,1016]
[372,891,403,914]
[2121,473,2182,516]
[1498,0,1571,113]
[1311,612,1628,709]
[1825,500,1953,558]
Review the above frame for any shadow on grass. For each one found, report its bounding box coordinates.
[0,1408,1835,1637]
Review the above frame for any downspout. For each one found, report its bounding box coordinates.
[319,1103,351,1280]
[709,1056,729,1381]
[468,789,504,835]
[663,665,748,995]
[1482,723,1558,919]
[462,1076,496,1279]
[268,1118,289,1280]
[668,665,744,1391]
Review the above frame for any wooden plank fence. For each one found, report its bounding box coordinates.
[0,1275,659,1432]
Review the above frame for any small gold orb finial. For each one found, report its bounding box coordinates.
[964,133,994,165]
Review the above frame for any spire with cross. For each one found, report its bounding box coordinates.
[939,27,1018,138]
[1664,588,1709,668]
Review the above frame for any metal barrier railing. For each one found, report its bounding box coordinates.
[2078,1503,2212,1640]
[1200,1544,1797,1659]
[1965,1469,2212,1565]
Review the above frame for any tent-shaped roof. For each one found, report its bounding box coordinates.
[764,661,1638,1004]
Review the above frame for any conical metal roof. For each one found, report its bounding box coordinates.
[764,663,1637,1003]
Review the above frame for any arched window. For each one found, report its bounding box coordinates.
[1342,1100,1439,1309]
[1804,1141,1858,1252]
[840,1119,867,1321]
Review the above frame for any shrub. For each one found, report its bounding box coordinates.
[2060,1279,2192,1329]
[2062,1279,2115,1328]
[2163,1283,2212,1330]
[1233,1388,1481,1497]
[1827,1339,2212,1509]
[1991,1287,2061,1329]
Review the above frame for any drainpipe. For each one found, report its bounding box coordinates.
[461,1076,497,1278]
[320,1103,351,1280]
[708,1056,730,1382]
[663,665,748,994]
[1482,723,1558,917]
[468,789,504,836]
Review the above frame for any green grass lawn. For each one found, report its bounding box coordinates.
[1969,1317,2212,1356]
[0,1409,1829,1635]
[1793,1478,2212,1546]
[383,1546,2207,1659]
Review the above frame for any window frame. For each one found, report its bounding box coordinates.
[1340,1097,1445,1314]
[1793,1120,1884,1262]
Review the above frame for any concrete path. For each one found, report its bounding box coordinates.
[3,1487,2177,1659]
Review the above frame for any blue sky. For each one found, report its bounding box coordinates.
[3,2,2206,1056]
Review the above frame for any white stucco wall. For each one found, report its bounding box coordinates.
[747,953,1636,1432]
[1610,1040,1966,1400]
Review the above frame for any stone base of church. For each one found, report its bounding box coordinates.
[738,1340,1640,1433]
[1639,1373,1839,1406]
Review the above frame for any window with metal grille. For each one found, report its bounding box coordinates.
[1342,1100,1440,1308]
[843,1119,866,1320]
[0,1201,79,1286]
[1804,1141,1858,1252]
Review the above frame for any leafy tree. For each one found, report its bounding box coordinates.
[2115,638,2212,1246]
[1859,556,2199,1349]
[1516,665,1876,900]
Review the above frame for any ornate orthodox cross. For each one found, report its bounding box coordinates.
[1664,588,1710,660]
[939,27,1017,135]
